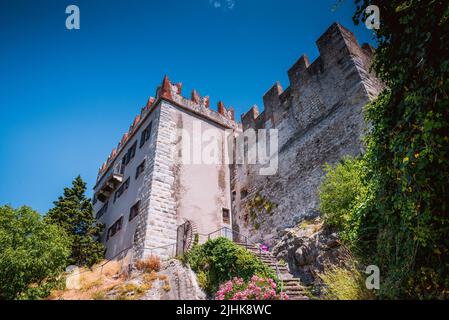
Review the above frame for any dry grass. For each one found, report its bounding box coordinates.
[114,283,149,300]
[48,256,165,300]
[135,255,161,273]
[48,259,126,300]
[102,260,123,277]
[158,274,168,281]
[318,251,375,300]
[143,271,158,284]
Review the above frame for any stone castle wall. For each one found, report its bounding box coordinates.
[95,22,384,257]
[231,23,384,244]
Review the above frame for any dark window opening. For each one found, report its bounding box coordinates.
[129,200,141,221]
[240,189,248,199]
[140,123,152,148]
[114,177,130,202]
[222,208,230,224]
[96,201,108,219]
[107,216,123,240]
[135,159,146,179]
[124,141,137,165]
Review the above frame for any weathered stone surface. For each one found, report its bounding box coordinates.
[140,259,206,300]
[231,23,384,245]
[272,219,343,287]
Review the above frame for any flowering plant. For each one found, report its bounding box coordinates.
[259,244,269,252]
[215,275,289,300]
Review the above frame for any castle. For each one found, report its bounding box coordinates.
[93,23,383,260]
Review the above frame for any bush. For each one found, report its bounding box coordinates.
[185,237,278,295]
[318,252,374,300]
[0,205,71,300]
[215,276,288,300]
[135,255,161,273]
[319,157,367,228]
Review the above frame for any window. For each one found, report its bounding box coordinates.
[114,177,130,202]
[93,194,97,205]
[129,200,140,221]
[135,159,146,179]
[140,123,152,148]
[240,189,248,199]
[222,208,230,224]
[107,216,123,240]
[124,141,137,165]
[231,191,236,202]
[96,201,108,219]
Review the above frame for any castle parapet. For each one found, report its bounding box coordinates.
[241,22,377,131]
[96,75,237,182]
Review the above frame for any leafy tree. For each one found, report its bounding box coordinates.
[0,205,71,300]
[46,175,104,267]
[351,0,449,298]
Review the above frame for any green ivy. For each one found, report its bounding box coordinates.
[351,0,449,298]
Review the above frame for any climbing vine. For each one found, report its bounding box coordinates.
[351,0,449,298]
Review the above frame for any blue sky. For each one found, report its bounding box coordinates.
[0,0,375,214]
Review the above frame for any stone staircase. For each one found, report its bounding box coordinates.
[236,242,308,300]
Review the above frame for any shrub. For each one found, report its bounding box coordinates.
[185,237,278,295]
[162,281,171,292]
[318,252,374,300]
[135,255,161,273]
[318,156,371,248]
[0,205,71,300]
[142,271,158,284]
[215,276,288,300]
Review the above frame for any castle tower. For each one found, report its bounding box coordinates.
[93,76,237,260]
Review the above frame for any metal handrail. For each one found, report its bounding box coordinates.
[141,243,176,257]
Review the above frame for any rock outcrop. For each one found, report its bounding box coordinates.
[140,259,206,300]
[272,218,343,290]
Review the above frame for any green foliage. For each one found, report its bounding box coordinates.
[318,252,374,300]
[185,237,278,295]
[350,0,449,298]
[45,176,104,267]
[319,156,370,247]
[0,205,71,300]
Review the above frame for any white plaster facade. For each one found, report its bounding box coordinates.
[93,77,236,260]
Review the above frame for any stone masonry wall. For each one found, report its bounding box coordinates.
[231,23,384,245]
[139,101,179,259]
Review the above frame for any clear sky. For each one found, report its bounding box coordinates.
[0,0,375,214]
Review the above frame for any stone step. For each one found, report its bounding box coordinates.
[282,278,302,282]
[283,286,304,292]
[234,240,309,300]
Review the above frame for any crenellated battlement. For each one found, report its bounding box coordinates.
[240,22,377,131]
[96,22,381,188]
[96,75,237,182]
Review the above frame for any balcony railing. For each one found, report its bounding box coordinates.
[95,163,124,202]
